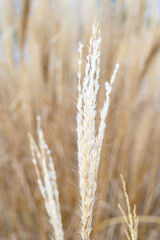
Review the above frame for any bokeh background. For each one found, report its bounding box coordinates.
[0,0,160,239]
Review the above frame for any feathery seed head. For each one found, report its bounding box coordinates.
[77,21,119,240]
[29,117,64,240]
[118,175,139,240]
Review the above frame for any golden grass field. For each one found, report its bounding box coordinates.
[0,0,160,239]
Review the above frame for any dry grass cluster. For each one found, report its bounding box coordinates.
[0,0,160,239]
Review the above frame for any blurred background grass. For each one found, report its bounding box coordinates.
[0,0,160,239]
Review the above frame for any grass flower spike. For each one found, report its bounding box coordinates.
[29,117,64,240]
[118,175,139,240]
[77,21,119,240]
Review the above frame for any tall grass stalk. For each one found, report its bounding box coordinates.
[118,175,139,240]
[77,21,119,240]
[29,117,64,240]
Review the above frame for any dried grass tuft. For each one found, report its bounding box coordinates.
[29,116,64,240]
[77,21,119,240]
[118,175,139,240]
